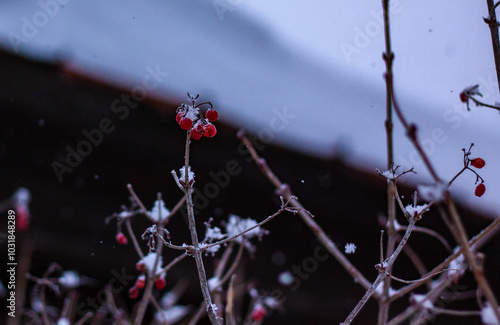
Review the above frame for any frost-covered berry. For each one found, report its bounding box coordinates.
[16,204,30,231]
[251,304,266,321]
[203,123,217,138]
[136,262,146,272]
[129,286,139,299]
[135,275,146,289]
[155,277,166,290]
[116,232,128,245]
[206,109,219,122]
[190,128,203,140]
[176,112,184,124]
[471,158,485,169]
[179,117,193,130]
[475,183,486,197]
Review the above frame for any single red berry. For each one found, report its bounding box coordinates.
[116,232,128,245]
[155,277,166,290]
[176,112,184,124]
[206,109,219,122]
[129,286,139,299]
[203,123,217,138]
[179,117,193,130]
[16,204,30,231]
[136,262,145,272]
[470,158,485,169]
[135,275,146,289]
[459,91,468,103]
[190,128,203,140]
[475,183,486,197]
[251,304,266,321]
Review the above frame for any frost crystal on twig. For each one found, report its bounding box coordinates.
[154,305,191,324]
[417,183,447,202]
[179,166,195,185]
[226,215,261,242]
[404,204,427,218]
[150,199,170,222]
[410,294,434,309]
[138,252,163,276]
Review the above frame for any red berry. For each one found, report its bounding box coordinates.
[470,158,485,169]
[475,183,486,197]
[251,304,266,321]
[129,286,139,299]
[206,109,219,122]
[16,204,30,231]
[176,112,184,124]
[190,128,203,140]
[179,117,193,130]
[155,277,166,290]
[459,91,468,103]
[135,275,146,289]
[136,262,145,272]
[203,123,217,138]
[116,233,128,245]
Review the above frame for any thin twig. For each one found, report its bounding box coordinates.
[182,130,220,325]
[127,184,153,220]
[134,198,166,325]
[125,218,145,259]
[341,217,417,325]
[225,275,237,325]
[388,216,500,303]
[486,0,500,94]
[161,195,187,226]
[237,130,377,297]
[204,197,296,249]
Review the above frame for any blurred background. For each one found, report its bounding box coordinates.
[0,1,499,324]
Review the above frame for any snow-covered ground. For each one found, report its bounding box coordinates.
[1,0,499,216]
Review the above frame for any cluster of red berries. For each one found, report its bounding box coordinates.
[175,100,219,140]
[128,277,166,299]
[470,157,486,197]
[128,261,166,298]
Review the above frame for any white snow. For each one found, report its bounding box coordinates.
[278,271,294,286]
[482,302,500,325]
[404,204,427,217]
[208,277,220,291]
[417,183,447,202]
[149,199,170,222]
[179,166,195,185]
[411,294,434,309]
[200,242,221,254]
[205,226,225,241]
[139,252,163,276]
[154,305,191,324]
[0,1,499,216]
[225,215,260,242]
[58,270,80,289]
[12,187,31,206]
[344,243,357,254]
